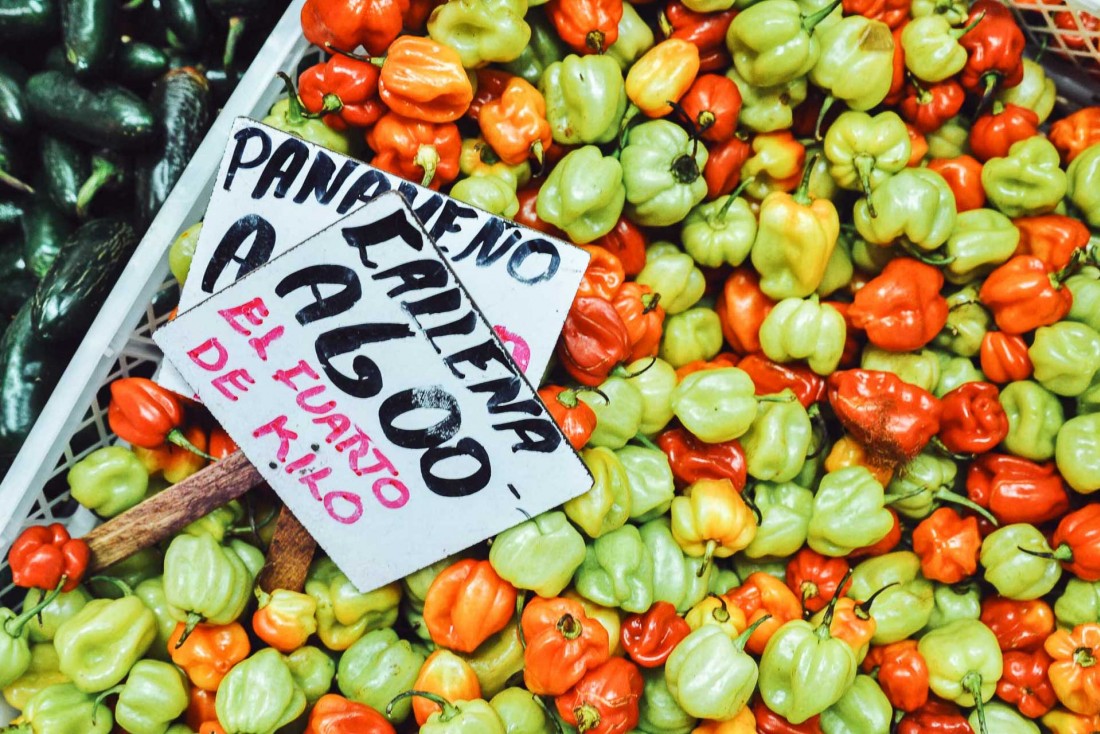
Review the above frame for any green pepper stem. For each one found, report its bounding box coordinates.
[618,104,641,151]
[92,685,125,723]
[952,11,985,38]
[962,672,989,734]
[531,140,545,168]
[896,239,956,265]
[1017,543,1073,562]
[670,153,701,186]
[0,169,34,195]
[802,0,842,31]
[733,614,771,651]
[641,292,661,314]
[573,703,601,733]
[633,433,662,452]
[697,110,716,133]
[757,392,798,404]
[416,145,440,188]
[698,540,718,578]
[814,96,836,142]
[87,575,134,597]
[76,157,120,219]
[856,582,897,617]
[853,156,877,217]
[537,696,564,734]
[817,567,854,637]
[323,42,384,66]
[586,30,605,53]
[932,487,1000,527]
[556,613,582,640]
[167,428,216,462]
[4,578,66,638]
[223,16,246,68]
[387,690,459,721]
[1052,247,1089,284]
[613,357,657,379]
[175,611,204,649]
[657,10,673,37]
[1074,646,1097,667]
[275,72,309,125]
[793,153,821,206]
[714,177,755,225]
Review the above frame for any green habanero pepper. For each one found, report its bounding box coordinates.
[886,451,995,524]
[665,619,767,720]
[168,222,202,286]
[89,546,163,599]
[681,189,758,269]
[2,642,67,711]
[216,647,306,734]
[671,367,758,443]
[134,577,178,662]
[489,510,586,597]
[972,701,1039,734]
[18,682,113,734]
[1055,578,1100,629]
[23,585,90,643]
[726,0,841,88]
[816,229,853,297]
[622,120,708,227]
[934,286,993,357]
[337,627,426,723]
[262,73,352,155]
[910,0,968,24]
[640,516,711,613]
[743,482,815,559]
[935,355,986,397]
[111,660,189,734]
[918,619,1002,734]
[285,646,335,704]
[164,533,255,637]
[819,674,892,734]
[636,242,706,315]
[927,115,971,159]
[659,307,723,368]
[67,446,148,518]
[759,296,846,376]
[981,137,1067,218]
[605,1,655,71]
[427,0,530,68]
[450,176,520,219]
[628,357,678,436]
[860,346,942,393]
[1066,143,1100,228]
[944,209,1020,285]
[997,59,1055,123]
[1029,321,1100,397]
[637,666,697,734]
[1056,412,1100,494]
[847,551,935,644]
[980,523,1062,600]
[566,447,633,538]
[459,138,531,189]
[758,593,859,724]
[502,8,565,82]
[1076,370,1100,416]
[579,376,644,450]
[900,14,974,82]
[854,167,957,252]
[573,523,655,613]
[823,110,910,200]
[182,502,243,543]
[810,16,894,112]
[458,619,524,699]
[999,380,1064,461]
[923,582,982,633]
[808,467,893,558]
[740,389,812,483]
[394,692,508,734]
[0,588,70,688]
[1066,266,1100,333]
[490,687,555,734]
[536,145,625,244]
[541,54,626,145]
[305,556,402,651]
[53,594,155,693]
[618,445,676,522]
[727,67,808,134]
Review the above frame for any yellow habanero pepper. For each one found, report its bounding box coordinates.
[671,479,757,575]
[625,38,700,119]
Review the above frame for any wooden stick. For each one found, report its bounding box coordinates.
[258,507,317,593]
[85,451,264,571]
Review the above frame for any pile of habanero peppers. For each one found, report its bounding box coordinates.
[7,0,1100,729]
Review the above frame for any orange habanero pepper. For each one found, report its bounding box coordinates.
[1049,106,1100,164]
[305,694,396,734]
[625,38,701,118]
[169,621,251,691]
[422,559,517,653]
[724,572,803,655]
[1045,624,1100,715]
[546,0,623,54]
[377,36,473,123]
[522,596,611,696]
[366,111,460,189]
[411,649,481,725]
[479,77,553,166]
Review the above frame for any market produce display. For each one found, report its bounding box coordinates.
[4,0,1100,729]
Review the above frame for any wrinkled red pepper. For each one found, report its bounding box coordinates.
[538,386,598,451]
[8,524,90,592]
[558,297,632,387]
[612,282,664,362]
[1049,106,1100,164]
[753,699,823,734]
[937,381,1010,454]
[969,102,1040,162]
[848,258,948,353]
[863,641,930,713]
[842,0,908,28]
[716,268,775,355]
[555,657,644,734]
[1014,215,1091,271]
[736,354,826,409]
[1049,505,1100,582]
[897,697,972,734]
[979,255,1075,335]
[784,548,851,614]
[979,330,1033,383]
[958,0,1026,96]
[660,1,735,72]
[927,155,986,212]
[680,74,741,143]
[899,80,965,135]
[620,602,691,668]
[593,217,647,277]
[300,0,409,56]
[546,0,623,54]
[298,55,386,130]
[703,137,752,199]
[966,453,1071,526]
[980,596,1056,652]
[577,246,626,302]
[912,508,981,584]
[656,427,747,489]
[466,69,514,121]
[997,649,1058,717]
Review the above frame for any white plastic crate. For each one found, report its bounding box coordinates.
[1011,0,1100,80]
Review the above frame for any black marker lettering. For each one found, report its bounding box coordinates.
[275,264,362,325]
[336,168,392,213]
[201,215,276,293]
[316,323,412,399]
[379,387,462,449]
[428,198,478,244]
[420,438,492,497]
[293,154,360,204]
[507,238,561,285]
[372,259,449,297]
[224,127,271,190]
[342,209,425,268]
[252,138,309,199]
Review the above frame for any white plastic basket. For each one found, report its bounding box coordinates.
[1011,0,1100,80]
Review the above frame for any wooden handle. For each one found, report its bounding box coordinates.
[257,507,317,593]
[85,451,265,571]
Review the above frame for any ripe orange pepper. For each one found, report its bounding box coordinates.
[479,77,553,166]
[693,706,757,733]
[824,434,894,487]
[928,155,986,212]
[577,245,626,302]
[521,596,610,696]
[911,508,981,584]
[185,686,218,731]
[1043,708,1100,734]
[814,596,877,657]
[1049,106,1100,164]
[724,572,802,656]
[305,694,396,733]
[979,255,1075,334]
[366,112,460,190]
[108,377,189,450]
[863,640,930,712]
[133,423,209,484]
[545,0,623,53]
[538,385,599,451]
[1045,624,1100,716]
[625,38,701,118]
[906,124,928,167]
[377,36,473,123]
[411,649,481,725]
[169,621,251,691]
[715,268,775,355]
[612,282,665,362]
[1013,214,1092,271]
[423,559,517,653]
[252,589,318,653]
[980,330,1033,383]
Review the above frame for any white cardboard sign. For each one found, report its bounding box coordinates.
[154,192,592,592]
[159,117,590,397]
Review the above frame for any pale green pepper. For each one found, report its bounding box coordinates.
[579,376,644,450]
[605,1,655,71]
[671,367,758,443]
[982,137,1068,218]
[112,660,189,734]
[573,523,655,613]
[819,674,892,734]
[727,67,808,133]
[490,687,555,734]
[935,355,986,397]
[565,447,632,538]
[1055,578,1100,629]
[1029,321,1100,397]
[450,176,519,218]
[943,209,1020,285]
[536,145,624,244]
[743,482,815,558]
[23,586,89,644]
[636,242,706,315]
[215,648,306,734]
[427,0,530,68]
[489,510,586,597]
[681,191,757,269]
[621,120,709,227]
[305,557,402,651]
[918,620,1002,734]
[923,582,982,633]
[1066,266,1100,333]
[726,0,840,88]
[460,620,524,699]
[860,346,941,394]
[1066,143,1100,228]
[823,110,910,199]
[54,594,156,693]
[1056,413,1100,494]
[759,297,846,376]
[659,307,724,368]
[541,54,626,145]
[618,445,676,522]
[285,645,335,703]
[934,286,993,357]
[628,357,678,435]
[900,14,972,82]
[808,467,893,558]
[810,17,894,111]
[665,621,764,720]
[337,627,426,723]
[997,58,1055,123]
[637,666,697,734]
[740,390,812,482]
[854,168,957,252]
[640,516,712,613]
[999,380,1064,462]
[847,551,935,644]
[980,524,1062,600]
[972,701,1040,734]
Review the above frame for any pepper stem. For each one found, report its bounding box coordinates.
[0,169,34,195]
[87,575,134,597]
[952,10,986,38]
[757,391,798,404]
[698,539,718,578]
[76,156,121,219]
[1051,247,1088,284]
[817,567,854,637]
[1017,543,1073,562]
[641,292,661,314]
[853,156,877,217]
[697,110,716,134]
[932,487,1000,527]
[323,42,384,66]
[586,30,605,53]
[387,690,459,721]
[670,154,701,185]
[814,95,837,141]
[275,72,309,125]
[531,140,545,167]
[793,153,821,206]
[962,672,989,734]
[733,614,772,651]
[613,357,657,379]
[175,611,204,649]
[574,703,602,732]
[710,594,731,623]
[802,0,842,31]
[556,613,583,640]
[715,177,755,224]
[633,433,662,452]
[167,428,216,462]
[5,578,66,638]
[1074,646,1097,668]
[896,239,956,265]
[223,16,246,68]
[618,104,641,151]
[856,582,897,616]
[416,145,440,188]
[92,685,125,725]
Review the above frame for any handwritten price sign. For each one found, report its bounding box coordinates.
[155,193,591,592]
[158,118,589,399]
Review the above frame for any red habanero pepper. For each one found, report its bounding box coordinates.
[842,0,908,28]
[620,602,691,668]
[300,0,409,56]
[522,596,611,696]
[980,596,1056,652]
[899,80,966,135]
[656,427,747,489]
[753,699,823,734]
[593,218,647,277]
[478,77,553,166]
[736,353,826,409]
[969,102,1040,162]
[660,2,735,72]
[577,246,626,302]
[897,697,973,733]
[979,331,1033,383]
[967,453,1071,526]
[186,688,218,731]
[680,74,741,143]
[784,548,851,614]
[538,385,599,450]
[209,427,237,460]
[133,423,209,484]
[558,297,632,387]
[466,68,513,121]
[546,0,622,54]
[611,282,664,362]
[298,55,386,130]
[958,0,1027,95]
[365,112,460,190]
[848,258,948,353]
[724,573,803,656]
[979,255,1075,335]
[1048,506,1100,582]
[305,694,396,734]
[514,185,566,239]
[998,649,1059,717]
[863,640,930,712]
[109,377,207,454]
[884,25,907,106]
[938,381,1009,454]
[1014,215,1091,271]
[911,508,981,584]
[928,156,985,212]
[555,657,644,734]
[1049,106,1100,164]
[8,524,89,592]
[377,36,473,123]
[402,0,440,31]
[703,137,752,199]
[849,508,903,558]
[1054,9,1100,49]
[715,268,775,355]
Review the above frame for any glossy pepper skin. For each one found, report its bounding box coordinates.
[666,619,766,720]
[14,682,114,734]
[298,55,385,130]
[739,389,812,483]
[900,80,966,135]
[624,38,701,118]
[1050,108,1100,164]
[538,146,625,244]
[928,155,986,212]
[919,619,1003,734]
[301,0,407,55]
[427,0,529,69]
[671,478,756,572]
[8,524,89,593]
[809,467,893,557]
[967,453,1070,526]
[957,0,1026,93]
[863,640,929,712]
[423,559,516,654]
[657,427,747,488]
[306,557,400,652]
[681,74,741,143]
[640,516,711,611]
[999,379,1065,462]
[725,0,840,89]
[1057,413,1100,494]
[479,78,551,167]
[938,381,1009,453]
[411,649,480,725]
[981,596,1055,653]
[982,137,1068,218]
[823,110,909,197]
[111,659,189,734]
[66,446,148,518]
[337,628,425,723]
[759,297,846,377]
[367,112,460,190]
[521,596,610,696]
[681,191,757,269]
[970,102,1040,162]
[997,649,1058,718]
[555,657,643,733]
[215,648,306,734]
[849,258,948,353]
[981,524,1062,600]
[169,621,250,692]
[574,524,654,613]
[810,16,894,111]
[558,297,631,387]
[912,508,981,584]
[1014,215,1091,271]
[377,36,473,123]
[944,208,1019,285]
[545,0,622,54]
[1066,144,1100,229]
[1045,624,1100,716]
[672,367,759,443]
[621,119,708,227]
[853,168,957,253]
[1029,322,1100,397]
[489,511,585,598]
[738,354,826,409]
[620,602,690,668]
[164,534,257,637]
[847,552,934,644]
[305,694,396,734]
[566,447,632,539]
[541,54,626,146]
[786,549,850,614]
[716,268,775,355]
[252,589,318,653]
